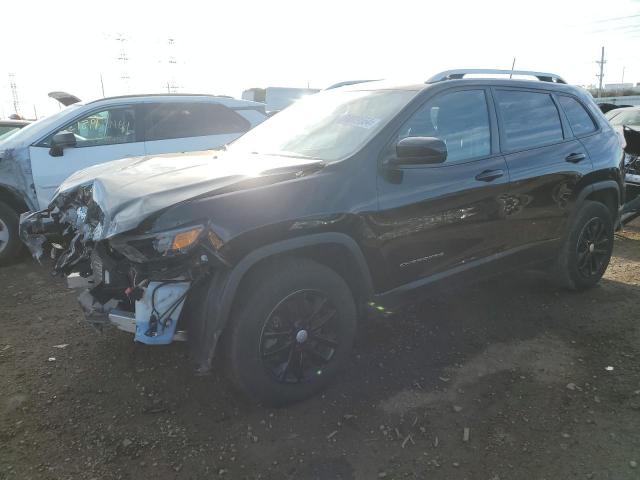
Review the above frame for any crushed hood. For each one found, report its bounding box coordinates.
[48,149,324,239]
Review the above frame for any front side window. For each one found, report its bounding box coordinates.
[227,89,419,161]
[495,90,563,151]
[56,107,136,147]
[395,89,491,163]
[559,96,597,136]
[145,103,250,141]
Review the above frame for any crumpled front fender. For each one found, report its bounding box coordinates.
[19,209,59,262]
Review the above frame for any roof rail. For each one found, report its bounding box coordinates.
[426,69,567,84]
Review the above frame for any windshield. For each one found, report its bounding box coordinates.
[0,126,22,142]
[0,104,83,146]
[228,88,418,161]
[608,108,640,127]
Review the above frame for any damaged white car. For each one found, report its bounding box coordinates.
[0,93,265,265]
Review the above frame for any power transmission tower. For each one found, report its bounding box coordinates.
[116,34,130,93]
[167,38,179,93]
[9,73,21,117]
[596,46,606,98]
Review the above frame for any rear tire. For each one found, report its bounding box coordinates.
[0,201,23,266]
[223,257,357,406]
[553,201,614,291]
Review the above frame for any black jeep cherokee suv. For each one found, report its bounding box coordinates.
[20,69,624,405]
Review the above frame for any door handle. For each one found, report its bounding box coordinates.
[565,153,586,163]
[475,169,504,182]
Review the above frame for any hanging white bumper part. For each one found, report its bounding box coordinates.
[108,281,190,344]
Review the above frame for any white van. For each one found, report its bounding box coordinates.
[0,94,266,264]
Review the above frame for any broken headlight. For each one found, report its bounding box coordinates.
[153,225,205,256]
[110,224,226,263]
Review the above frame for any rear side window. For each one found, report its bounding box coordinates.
[145,103,251,141]
[495,90,563,151]
[558,96,597,136]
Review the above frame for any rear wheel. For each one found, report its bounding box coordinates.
[223,257,357,406]
[553,201,614,290]
[0,201,23,266]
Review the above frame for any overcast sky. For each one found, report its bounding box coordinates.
[2,0,639,118]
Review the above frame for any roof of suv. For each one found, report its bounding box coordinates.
[85,93,265,107]
[338,69,581,95]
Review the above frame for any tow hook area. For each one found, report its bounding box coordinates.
[72,275,191,345]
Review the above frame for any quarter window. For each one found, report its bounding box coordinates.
[397,89,491,163]
[558,96,597,136]
[145,103,250,141]
[52,107,137,147]
[495,90,563,151]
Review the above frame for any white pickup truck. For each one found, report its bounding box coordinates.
[0,94,266,264]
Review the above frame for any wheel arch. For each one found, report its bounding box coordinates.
[0,184,30,215]
[187,232,374,372]
[577,181,620,226]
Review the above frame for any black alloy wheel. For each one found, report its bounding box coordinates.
[576,217,610,279]
[259,289,340,384]
[553,200,614,290]
[223,257,357,406]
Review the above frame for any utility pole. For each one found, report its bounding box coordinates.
[8,73,21,117]
[100,73,105,97]
[596,46,606,98]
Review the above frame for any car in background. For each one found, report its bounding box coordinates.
[0,94,266,265]
[605,106,640,129]
[242,87,320,114]
[603,106,640,223]
[0,119,30,142]
[598,102,633,114]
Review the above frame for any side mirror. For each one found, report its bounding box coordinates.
[49,131,76,157]
[391,136,447,166]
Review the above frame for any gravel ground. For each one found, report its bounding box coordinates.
[1,221,640,480]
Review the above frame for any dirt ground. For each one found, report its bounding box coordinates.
[1,222,640,480]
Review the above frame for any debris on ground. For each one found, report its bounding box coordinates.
[1,221,639,479]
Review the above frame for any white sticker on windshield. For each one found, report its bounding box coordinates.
[337,114,381,129]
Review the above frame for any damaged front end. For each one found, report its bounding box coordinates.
[19,182,223,347]
[622,126,640,223]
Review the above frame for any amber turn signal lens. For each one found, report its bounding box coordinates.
[170,227,203,251]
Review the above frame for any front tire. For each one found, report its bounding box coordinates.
[223,257,357,406]
[0,201,23,266]
[554,201,614,290]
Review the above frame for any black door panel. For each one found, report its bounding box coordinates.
[373,156,510,290]
[504,140,592,247]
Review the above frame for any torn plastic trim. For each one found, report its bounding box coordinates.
[76,279,192,345]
